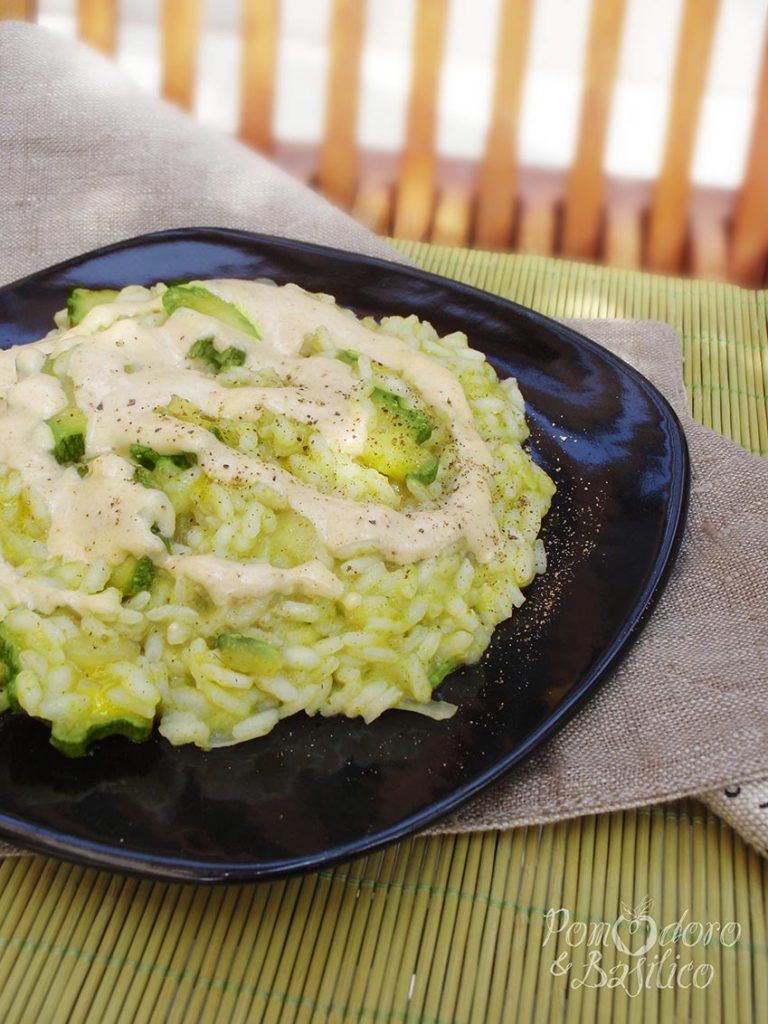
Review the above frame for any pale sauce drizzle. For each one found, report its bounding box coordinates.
[0,281,501,611]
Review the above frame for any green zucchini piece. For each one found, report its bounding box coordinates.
[151,523,172,552]
[372,388,433,443]
[109,555,155,598]
[129,443,196,472]
[336,348,360,365]
[407,455,439,486]
[360,387,438,483]
[0,629,21,712]
[66,288,120,326]
[51,716,153,758]
[187,336,246,372]
[165,395,241,448]
[47,406,87,465]
[163,284,261,339]
[214,633,280,674]
[130,443,197,495]
[131,437,203,518]
[428,658,457,688]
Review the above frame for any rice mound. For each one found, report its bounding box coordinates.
[0,284,555,753]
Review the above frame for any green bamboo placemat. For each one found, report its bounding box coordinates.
[0,247,765,1024]
[396,242,768,458]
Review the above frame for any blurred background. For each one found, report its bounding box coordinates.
[3,0,768,285]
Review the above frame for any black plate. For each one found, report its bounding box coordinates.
[0,229,688,882]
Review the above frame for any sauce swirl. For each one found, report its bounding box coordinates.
[0,281,502,610]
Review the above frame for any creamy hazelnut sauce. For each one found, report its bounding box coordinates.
[166,555,344,604]
[0,281,501,613]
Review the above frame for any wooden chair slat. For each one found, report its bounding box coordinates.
[393,0,449,241]
[690,216,728,281]
[239,0,280,152]
[76,0,117,55]
[9,0,764,286]
[317,0,366,209]
[516,200,556,256]
[729,24,768,285]
[0,0,37,19]
[606,207,643,270]
[432,186,473,247]
[161,0,202,111]
[603,184,646,268]
[646,0,720,273]
[604,207,641,269]
[352,181,393,236]
[561,0,627,259]
[474,0,535,250]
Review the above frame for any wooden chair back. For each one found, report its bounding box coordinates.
[3,0,767,285]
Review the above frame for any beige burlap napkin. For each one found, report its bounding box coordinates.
[0,22,766,858]
[428,320,768,854]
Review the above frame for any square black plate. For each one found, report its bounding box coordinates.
[0,229,688,881]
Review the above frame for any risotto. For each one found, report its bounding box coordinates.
[0,279,555,755]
